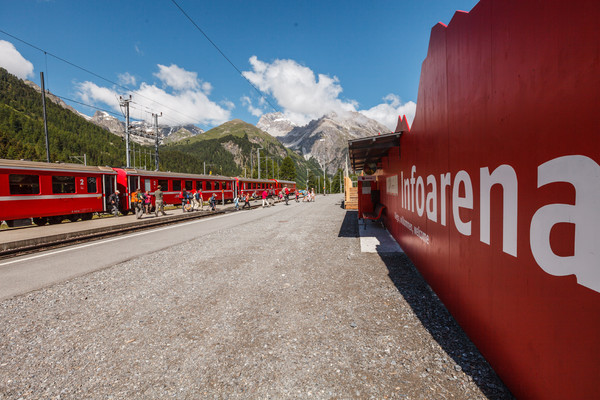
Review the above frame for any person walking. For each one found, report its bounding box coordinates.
[154,185,166,216]
[234,195,240,211]
[295,190,299,203]
[284,186,290,205]
[131,188,144,219]
[242,192,251,210]
[261,189,269,208]
[109,190,120,216]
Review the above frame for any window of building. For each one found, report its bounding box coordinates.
[9,174,40,195]
[52,176,76,194]
[87,177,97,193]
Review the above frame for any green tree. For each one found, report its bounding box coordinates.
[279,156,296,181]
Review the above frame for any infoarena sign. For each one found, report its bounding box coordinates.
[362,1,600,399]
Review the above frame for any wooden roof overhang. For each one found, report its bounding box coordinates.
[348,132,401,172]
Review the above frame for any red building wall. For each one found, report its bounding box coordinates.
[377,1,600,398]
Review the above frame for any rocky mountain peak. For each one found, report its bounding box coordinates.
[256,112,297,137]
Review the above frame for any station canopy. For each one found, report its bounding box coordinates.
[348,132,401,172]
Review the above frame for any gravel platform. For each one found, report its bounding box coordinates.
[0,194,513,399]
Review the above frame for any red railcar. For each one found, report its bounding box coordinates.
[234,177,279,199]
[113,168,236,212]
[0,159,117,226]
[271,179,296,195]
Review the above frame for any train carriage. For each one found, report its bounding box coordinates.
[0,159,117,226]
[234,177,278,199]
[113,168,236,212]
[271,179,296,195]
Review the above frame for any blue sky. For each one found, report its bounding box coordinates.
[0,0,479,131]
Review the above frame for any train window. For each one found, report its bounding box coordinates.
[172,180,181,191]
[214,181,220,190]
[185,180,193,190]
[158,179,168,190]
[196,181,203,190]
[205,181,212,190]
[52,176,76,194]
[87,177,97,193]
[221,181,226,190]
[9,174,40,195]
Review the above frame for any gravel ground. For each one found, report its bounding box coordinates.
[0,194,513,399]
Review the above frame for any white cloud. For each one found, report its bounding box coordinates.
[154,64,204,92]
[77,64,231,126]
[118,72,136,86]
[0,40,34,80]
[242,56,415,130]
[242,56,356,125]
[241,96,263,117]
[360,94,416,131]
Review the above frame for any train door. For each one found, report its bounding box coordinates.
[103,175,116,211]
[128,175,140,208]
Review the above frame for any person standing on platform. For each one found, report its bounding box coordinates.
[154,185,166,216]
[261,189,269,208]
[180,188,188,212]
[209,193,217,211]
[144,191,152,214]
[109,190,120,216]
[234,195,240,211]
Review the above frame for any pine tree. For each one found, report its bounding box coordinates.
[279,156,296,181]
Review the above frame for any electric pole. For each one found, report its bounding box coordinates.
[153,112,162,170]
[40,72,50,163]
[120,95,132,167]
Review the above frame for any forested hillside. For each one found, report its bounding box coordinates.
[0,67,126,166]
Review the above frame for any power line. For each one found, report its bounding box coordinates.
[169,0,280,113]
[0,29,202,126]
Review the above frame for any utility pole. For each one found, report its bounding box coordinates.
[257,147,263,179]
[153,112,162,170]
[120,95,132,167]
[40,72,50,163]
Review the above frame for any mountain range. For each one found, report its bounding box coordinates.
[258,111,390,174]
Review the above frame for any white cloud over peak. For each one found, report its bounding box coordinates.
[0,40,34,80]
[77,63,231,126]
[361,94,416,131]
[242,56,415,130]
[242,56,356,126]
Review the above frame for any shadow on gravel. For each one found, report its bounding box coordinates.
[338,211,359,238]
[378,250,515,400]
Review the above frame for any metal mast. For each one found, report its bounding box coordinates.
[153,112,162,170]
[120,95,132,167]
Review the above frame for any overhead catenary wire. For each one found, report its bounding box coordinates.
[169,0,280,113]
[0,29,201,127]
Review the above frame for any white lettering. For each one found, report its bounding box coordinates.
[452,171,473,236]
[440,172,451,226]
[480,165,518,257]
[416,176,425,216]
[530,155,600,292]
[426,174,438,222]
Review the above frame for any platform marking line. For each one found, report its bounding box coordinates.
[0,213,233,267]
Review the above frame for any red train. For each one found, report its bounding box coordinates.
[0,159,296,227]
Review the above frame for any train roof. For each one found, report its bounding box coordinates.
[0,159,117,174]
[116,167,233,181]
[235,177,278,183]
